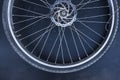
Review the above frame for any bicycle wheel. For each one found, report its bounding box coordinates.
[2,0,119,73]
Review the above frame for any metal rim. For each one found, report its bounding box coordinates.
[3,0,119,73]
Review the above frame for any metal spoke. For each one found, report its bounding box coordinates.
[20,23,52,41]
[38,25,55,58]
[23,0,50,9]
[76,20,105,39]
[80,6,109,10]
[13,6,48,16]
[25,25,55,48]
[77,20,109,24]
[76,0,85,6]
[31,23,53,54]
[46,27,63,61]
[60,28,65,64]
[77,14,110,19]
[55,27,65,64]
[39,0,50,8]
[69,26,100,46]
[15,16,47,33]
[72,24,94,51]
[72,24,88,57]
[77,0,100,11]
[12,14,39,18]
[80,34,95,51]
[45,0,50,7]
[13,16,43,25]
[63,28,73,63]
[69,27,81,60]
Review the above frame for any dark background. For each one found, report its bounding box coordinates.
[0,0,120,80]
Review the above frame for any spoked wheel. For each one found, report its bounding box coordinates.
[3,0,119,73]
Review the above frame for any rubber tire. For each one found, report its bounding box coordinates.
[2,0,119,73]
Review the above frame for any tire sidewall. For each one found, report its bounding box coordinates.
[2,0,119,73]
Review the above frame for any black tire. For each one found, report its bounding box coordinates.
[2,0,119,73]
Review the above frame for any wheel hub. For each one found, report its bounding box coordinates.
[51,0,77,27]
